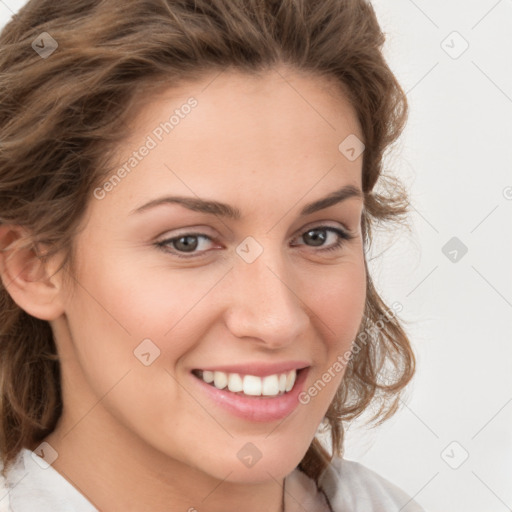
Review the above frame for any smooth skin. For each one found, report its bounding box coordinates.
[0,65,366,512]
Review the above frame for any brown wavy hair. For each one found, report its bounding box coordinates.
[0,0,415,483]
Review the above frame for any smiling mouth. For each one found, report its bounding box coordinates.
[191,368,305,397]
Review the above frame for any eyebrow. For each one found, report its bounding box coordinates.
[130,184,363,219]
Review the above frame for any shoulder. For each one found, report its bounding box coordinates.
[0,457,12,512]
[0,448,97,512]
[318,456,427,512]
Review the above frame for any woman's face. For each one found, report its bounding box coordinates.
[49,67,366,484]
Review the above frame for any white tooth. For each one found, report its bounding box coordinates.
[243,375,262,396]
[262,375,280,396]
[278,373,287,393]
[202,370,214,384]
[285,370,296,392]
[228,373,243,393]
[213,371,228,390]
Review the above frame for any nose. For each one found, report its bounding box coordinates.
[223,246,310,349]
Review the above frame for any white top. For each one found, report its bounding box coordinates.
[0,448,426,511]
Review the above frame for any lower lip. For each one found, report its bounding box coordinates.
[190,368,310,423]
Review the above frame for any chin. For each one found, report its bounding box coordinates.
[198,439,310,484]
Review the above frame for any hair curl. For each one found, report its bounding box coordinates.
[0,0,414,483]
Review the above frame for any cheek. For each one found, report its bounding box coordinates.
[311,259,367,346]
[63,252,227,406]
[61,259,208,440]
[299,259,366,409]
[70,252,214,343]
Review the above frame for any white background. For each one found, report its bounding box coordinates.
[1,1,511,511]
[342,2,512,512]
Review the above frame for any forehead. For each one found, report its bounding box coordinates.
[94,67,364,219]
[124,65,362,145]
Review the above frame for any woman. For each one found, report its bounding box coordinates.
[0,0,425,510]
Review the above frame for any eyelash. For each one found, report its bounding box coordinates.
[154,226,356,260]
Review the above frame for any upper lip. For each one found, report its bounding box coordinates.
[193,361,310,377]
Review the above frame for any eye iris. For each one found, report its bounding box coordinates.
[174,235,199,252]
[304,229,326,247]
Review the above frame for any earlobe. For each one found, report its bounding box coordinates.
[0,224,65,321]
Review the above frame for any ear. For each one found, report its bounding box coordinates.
[0,224,66,321]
